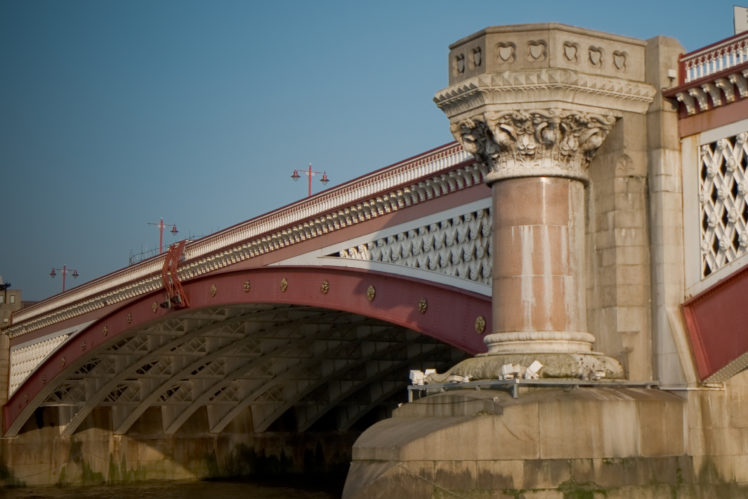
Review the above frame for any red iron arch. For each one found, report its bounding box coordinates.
[4,266,490,435]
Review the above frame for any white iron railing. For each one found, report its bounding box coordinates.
[682,32,748,83]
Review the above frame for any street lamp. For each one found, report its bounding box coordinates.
[49,265,79,292]
[148,218,178,254]
[291,163,329,197]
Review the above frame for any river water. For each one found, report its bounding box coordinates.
[1,479,340,498]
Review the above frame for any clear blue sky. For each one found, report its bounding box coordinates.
[0,0,742,301]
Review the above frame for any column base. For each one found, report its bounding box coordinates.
[427,351,624,381]
[483,331,597,354]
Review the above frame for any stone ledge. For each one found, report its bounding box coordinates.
[344,455,748,499]
[344,387,691,498]
[428,351,624,381]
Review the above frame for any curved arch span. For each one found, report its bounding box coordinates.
[4,267,490,436]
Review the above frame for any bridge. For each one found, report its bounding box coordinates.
[2,143,492,439]
[3,23,748,495]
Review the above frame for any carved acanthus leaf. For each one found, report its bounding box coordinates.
[451,110,616,182]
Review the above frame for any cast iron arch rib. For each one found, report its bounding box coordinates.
[60,307,260,436]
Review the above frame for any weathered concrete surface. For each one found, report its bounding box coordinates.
[0,407,355,487]
[343,386,748,498]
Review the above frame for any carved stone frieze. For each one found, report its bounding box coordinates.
[450,109,616,182]
[527,40,547,62]
[471,47,482,68]
[613,50,627,71]
[496,42,515,63]
[563,42,578,62]
[588,46,603,66]
[454,54,465,74]
[447,23,651,85]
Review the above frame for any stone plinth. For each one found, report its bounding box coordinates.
[343,374,748,498]
[342,387,699,498]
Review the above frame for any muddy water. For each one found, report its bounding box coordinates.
[1,479,340,498]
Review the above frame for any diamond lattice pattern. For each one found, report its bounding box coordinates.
[699,133,748,277]
[336,208,492,285]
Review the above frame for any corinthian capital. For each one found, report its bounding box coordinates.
[451,109,616,183]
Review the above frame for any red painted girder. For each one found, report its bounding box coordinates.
[3,266,490,435]
[683,264,748,381]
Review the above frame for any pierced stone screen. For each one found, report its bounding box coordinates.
[699,133,748,277]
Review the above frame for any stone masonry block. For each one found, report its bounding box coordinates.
[475,459,524,490]
[599,285,618,306]
[650,172,682,193]
[617,284,648,306]
[434,459,478,491]
[614,227,648,246]
[523,459,572,490]
[616,245,648,265]
[594,191,616,213]
[601,247,617,266]
[616,265,647,285]
[594,229,615,249]
[400,460,436,483]
[597,210,615,231]
[688,392,730,430]
[733,454,748,483]
[538,398,639,459]
[396,413,540,462]
[617,307,647,331]
[615,192,646,210]
[598,267,617,286]
[614,210,647,228]
[699,427,748,456]
[659,192,684,213]
[638,400,685,456]
[614,177,647,197]
[728,390,748,428]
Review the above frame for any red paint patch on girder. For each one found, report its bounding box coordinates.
[683,264,748,380]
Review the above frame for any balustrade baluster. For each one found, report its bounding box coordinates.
[680,32,748,84]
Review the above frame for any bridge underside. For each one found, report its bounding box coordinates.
[14,304,467,438]
[5,267,486,436]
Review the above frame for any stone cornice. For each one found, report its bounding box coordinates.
[435,69,656,119]
[664,65,748,116]
[663,30,748,117]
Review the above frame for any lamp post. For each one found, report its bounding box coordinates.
[49,265,79,292]
[148,218,178,254]
[291,164,329,197]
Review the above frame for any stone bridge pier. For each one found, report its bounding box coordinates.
[446,106,629,379]
[344,24,748,498]
[438,25,655,380]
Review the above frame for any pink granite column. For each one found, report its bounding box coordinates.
[486,176,596,354]
[442,111,624,378]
